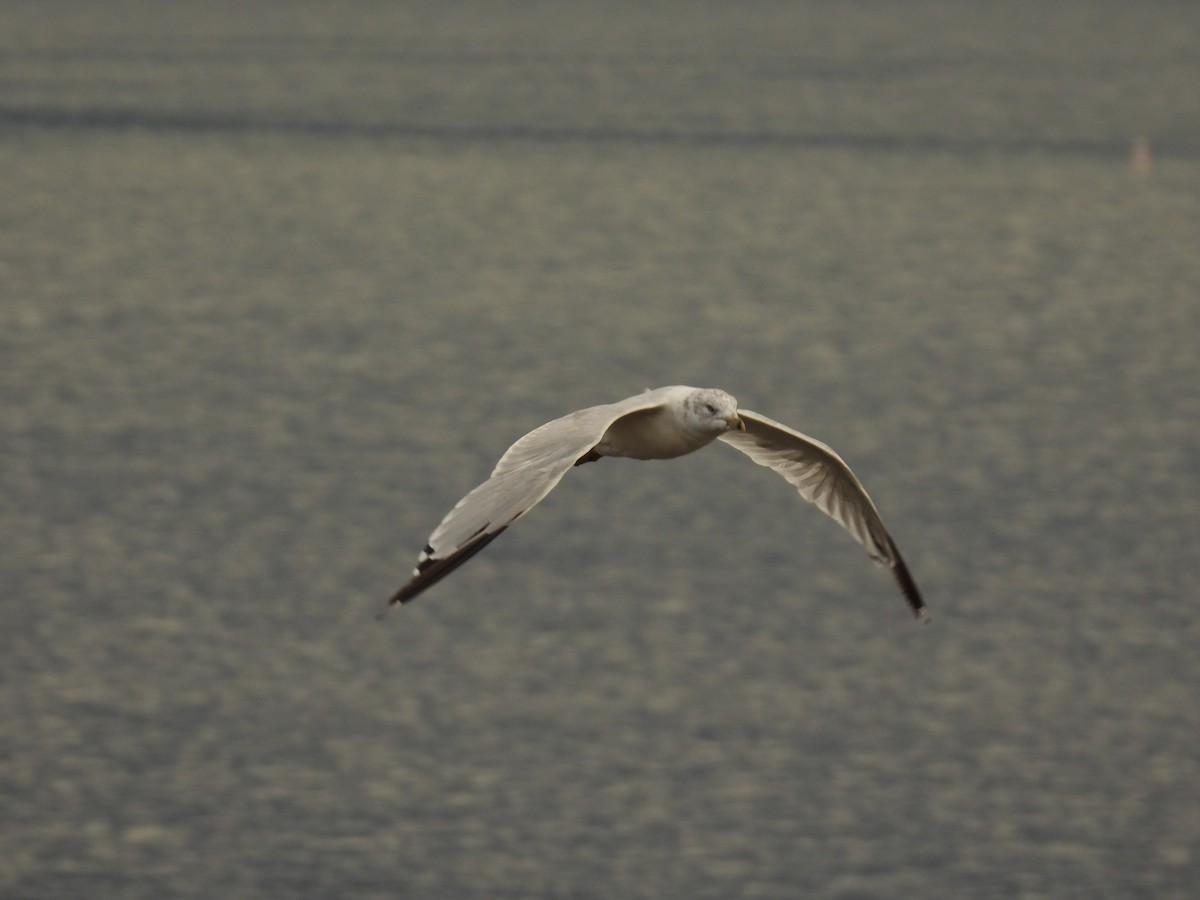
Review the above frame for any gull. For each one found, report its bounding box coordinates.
[387,386,927,619]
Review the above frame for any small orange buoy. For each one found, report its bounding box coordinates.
[1131,136,1153,176]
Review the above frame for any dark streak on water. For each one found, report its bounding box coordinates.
[5,104,1197,160]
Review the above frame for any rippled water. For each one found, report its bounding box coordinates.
[3,2,1199,897]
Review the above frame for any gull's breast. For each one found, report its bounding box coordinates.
[595,406,714,460]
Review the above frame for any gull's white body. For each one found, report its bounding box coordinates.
[388,386,927,619]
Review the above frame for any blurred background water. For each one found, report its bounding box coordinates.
[2,2,1198,897]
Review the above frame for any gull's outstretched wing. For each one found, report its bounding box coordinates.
[718,410,927,619]
[387,391,675,607]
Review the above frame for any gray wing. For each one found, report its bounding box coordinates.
[718,410,927,619]
[388,392,672,607]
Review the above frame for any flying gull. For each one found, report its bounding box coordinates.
[387,386,927,619]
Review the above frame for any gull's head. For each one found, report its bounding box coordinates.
[684,388,745,434]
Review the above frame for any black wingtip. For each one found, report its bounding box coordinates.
[382,528,508,611]
[888,550,929,623]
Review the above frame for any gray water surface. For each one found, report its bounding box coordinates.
[3,2,1199,897]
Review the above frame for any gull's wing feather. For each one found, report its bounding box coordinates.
[388,392,673,606]
[719,410,927,619]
